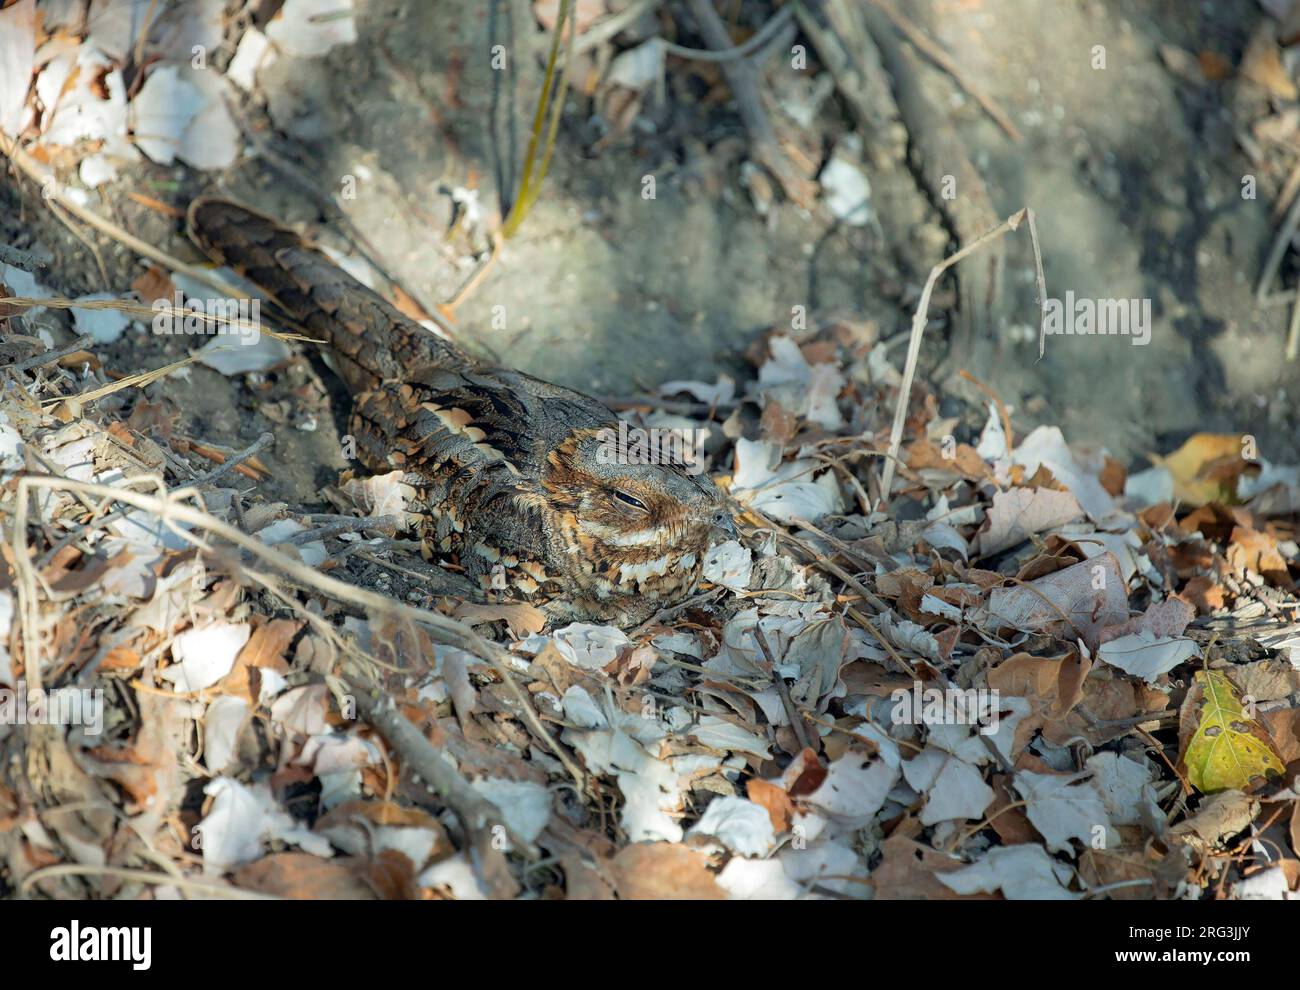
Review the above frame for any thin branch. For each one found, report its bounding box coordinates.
[4,335,92,374]
[879,208,1046,504]
[193,432,275,488]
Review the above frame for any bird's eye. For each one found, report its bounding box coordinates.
[612,490,648,511]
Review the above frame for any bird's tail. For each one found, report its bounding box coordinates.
[186,197,461,395]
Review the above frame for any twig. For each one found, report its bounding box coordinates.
[663,5,795,62]
[684,0,815,208]
[132,0,161,69]
[47,198,109,288]
[443,231,503,313]
[878,208,1045,504]
[4,335,92,374]
[751,625,811,751]
[0,242,47,271]
[287,514,402,544]
[630,587,725,637]
[1024,208,1048,359]
[193,432,274,488]
[1287,285,1300,362]
[1255,180,1300,308]
[20,863,277,900]
[792,0,905,169]
[347,687,530,898]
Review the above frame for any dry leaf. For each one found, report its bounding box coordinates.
[1176,669,1287,794]
[452,601,546,638]
[609,843,725,899]
[1150,433,1249,506]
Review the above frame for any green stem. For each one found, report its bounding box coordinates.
[502,0,575,239]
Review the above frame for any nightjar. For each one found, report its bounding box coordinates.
[187,199,736,627]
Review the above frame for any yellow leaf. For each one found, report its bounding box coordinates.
[1178,670,1286,794]
[1150,433,1248,506]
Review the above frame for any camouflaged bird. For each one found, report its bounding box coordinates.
[187,198,735,627]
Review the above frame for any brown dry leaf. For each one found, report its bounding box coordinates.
[987,774,1040,845]
[1229,660,1300,705]
[234,851,416,899]
[1240,25,1298,99]
[1169,791,1258,850]
[44,546,132,595]
[372,612,436,675]
[1177,502,1242,543]
[561,854,618,900]
[987,652,1090,756]
[1098,455,1127,496]
[1098,597,1194,643]
[130,265,176,306]
[746,778,795,833]
[1198,50,1234,81]
[80,694,186,816]
[1078,848,1160,900]
[126,399,179,441]
[603,642,657,686]
[314,800,454,874]
[760,398,800,445]
[978,486,1083,555]
[609,843,724,899]
[781,747,829,796]
[1178,576,1225,614]
[99,645,142,672]
[0,280,18,321]
[869,835,998,899]
[453,601,546,639]
[1226,525,1294,589]
[235,853,373,898]
[985,552,1128,649]
[528,640,594,697]
[219,617,300,702]
[905,436,992,481]
[840,660,915,698]
[424,717,548,784]
[1260,707,1300,765]
[1040,669,1165,748]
